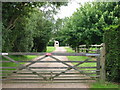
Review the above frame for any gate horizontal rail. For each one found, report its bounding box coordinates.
[1,61,97,63]
[1,67,97,69]
[2,81,95,83]
[1,52,100,56]
[2,78,94,81]
[0,70,100,72]
[2,72,97,75]
[2,75,100,78]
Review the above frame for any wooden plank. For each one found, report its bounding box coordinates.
[2,81,96,83]
[2,78,94,81]
[30,67,67,69]
[86,54,99,56]
[1,60,97,63]
[9,72,97,75]
[52,53,100,56]
[2,75,100,78]
[1,70,99,72]
[79,45,102,47]
[1,52,100,56]
[1,66,97,69]
[1,52,46,56]
[29,67,97,69]
[1,67,16,69]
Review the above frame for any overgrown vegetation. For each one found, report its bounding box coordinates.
[104,25,120,83]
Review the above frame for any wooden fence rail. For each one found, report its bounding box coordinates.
[73,44,103,53]
[72,43,106,82]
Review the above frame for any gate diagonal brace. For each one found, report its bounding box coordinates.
[49,55,93,80]
[3,55,48,80]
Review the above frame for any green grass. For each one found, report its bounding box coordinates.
[65,47,96,67]
[65,47,75,53]
[67,56,96,67]
[46,46,55,53]
[2,55,38,75]
[65,47,96,74]
[88,47,100,53]
[90,82,119,89]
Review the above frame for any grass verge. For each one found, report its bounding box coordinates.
[46,46,55,53]
[2,55,38,76]
[65,47,96,75]
[90,82,119,89]
[65,47,75,53]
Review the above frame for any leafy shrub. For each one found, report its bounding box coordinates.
[48,40,54,46]
[104,25,120,83]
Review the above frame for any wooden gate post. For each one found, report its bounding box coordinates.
[100,43,106,83]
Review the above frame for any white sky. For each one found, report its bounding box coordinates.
[54,0,94,19]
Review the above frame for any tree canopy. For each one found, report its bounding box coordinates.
[2,2,67,52]
[54,2,120,49]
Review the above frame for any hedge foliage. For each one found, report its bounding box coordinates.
[104,25,120,83]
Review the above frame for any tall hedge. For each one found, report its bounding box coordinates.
[104,25,120,83]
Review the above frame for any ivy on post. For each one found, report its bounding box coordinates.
[100,43,106,83]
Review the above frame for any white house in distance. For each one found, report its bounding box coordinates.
[54,41,59,47]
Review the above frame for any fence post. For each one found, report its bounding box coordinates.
[100,43,106,83]
[77,47,80,53]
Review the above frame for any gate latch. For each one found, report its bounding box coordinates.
[45,53,52,56]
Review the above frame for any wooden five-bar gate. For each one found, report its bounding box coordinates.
[0,44,105,83]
